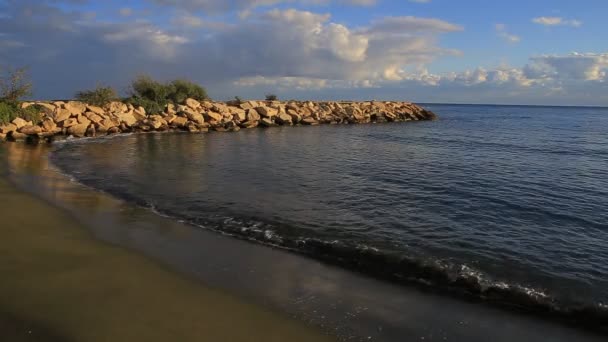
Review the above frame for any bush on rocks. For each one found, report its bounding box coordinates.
[0,101,42,125]
[126,75,208,116]
[75,85,118,106]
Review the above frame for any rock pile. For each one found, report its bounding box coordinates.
[0,99,437,142]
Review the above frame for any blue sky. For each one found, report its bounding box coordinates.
[1,0,607,105]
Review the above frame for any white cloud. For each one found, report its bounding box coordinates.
[532,17,582,27]
[495,23,520,43]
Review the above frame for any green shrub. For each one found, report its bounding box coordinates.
[168,79,208,104]
[126,75,208,116]
[75,85,118,106]
[265,94,278,101]
[0,101,41,125]
[0,102,17,125]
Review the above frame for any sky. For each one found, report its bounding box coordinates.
[0,0,606,105]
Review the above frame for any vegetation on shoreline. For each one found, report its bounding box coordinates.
[125,76,209,116]
[0,67,42,125]
[75,85,118,107]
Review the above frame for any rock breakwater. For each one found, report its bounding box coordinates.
[0,99,436,142]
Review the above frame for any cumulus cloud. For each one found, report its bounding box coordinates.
[532,17,582,27]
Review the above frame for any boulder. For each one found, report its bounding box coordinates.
[84,112,104,124]
[185,98,201,110]
[53,108,72,122]
[286,111,301,124]
[229,107,247,122]
[77,116,91,126]
[61,118,79,128]
[20,102,34,109]
[64,101,87,115]
[184,110,205,125]
[171,116,188,128]
[212,103,229,113]
[36,102,56,112]
[87,105,105,115]
[11,118,28,129]
[149,115,167,130]
[68,123,90,137]
[117,112,137,127]
[255,106,277,118]
[239,102,253,110]
[275,113,293,125]
[240,121,259,129]
[106,102,127,113]
[0,133,5,141]
[41,118,57,132]
[0,123,17,134]
[9,131,28,141]
[133,106,146,118]
[19,125,42,135]
[246,108,261,122]
[204,111,223,122]
[259,118,276,127]
[301,117,319,126]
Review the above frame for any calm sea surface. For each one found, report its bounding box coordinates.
[52,104,608,321]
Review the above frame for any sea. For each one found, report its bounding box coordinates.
[51,104,608,327]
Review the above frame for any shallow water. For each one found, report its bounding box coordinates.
[51,104,608,325]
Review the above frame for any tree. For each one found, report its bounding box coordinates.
[75,85,118,106]
[0,66,32,103]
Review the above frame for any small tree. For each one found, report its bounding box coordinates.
[265,93,278,101]
[168,79,208,104]
[0,66,32,103]
[75,85,118,106]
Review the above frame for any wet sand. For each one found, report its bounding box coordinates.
[2,141,607,342]
[0,152,333,341]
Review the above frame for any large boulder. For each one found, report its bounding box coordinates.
[67,123,90,137]
[0,133,5,141]
[229,107,247,122]
[148,115,167,130]
[41,118,57,132]
[11,117,29,129]
[106,101,127,114]
[286,110,301,124]
[87,105,105,115]
[275,113,293,125]
[36,102,56,112]
[255,106,278,118]
[84,112,104,124]
[259,118,276,127]
[53,108,72,122]
[301,117,319,126]
[19,125,42,135]
[240,121,259,129]
[246,108,260,122]
[204,111,223,122]
[117,112,137,127]
[185,98,201,110]
[133,106,146,119]
[184,110,205,125]
[64,101,87,115]
[77,116,91,126]
[0,123,17,134]
[61,118,79,128]
[171,116,188,128]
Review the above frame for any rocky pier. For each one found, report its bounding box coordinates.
[0,99,436,143]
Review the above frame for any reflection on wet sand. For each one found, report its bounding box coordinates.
[0,143,334,342]
[2,141,607,342]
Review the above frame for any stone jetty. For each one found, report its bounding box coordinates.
[0,100,436,142]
